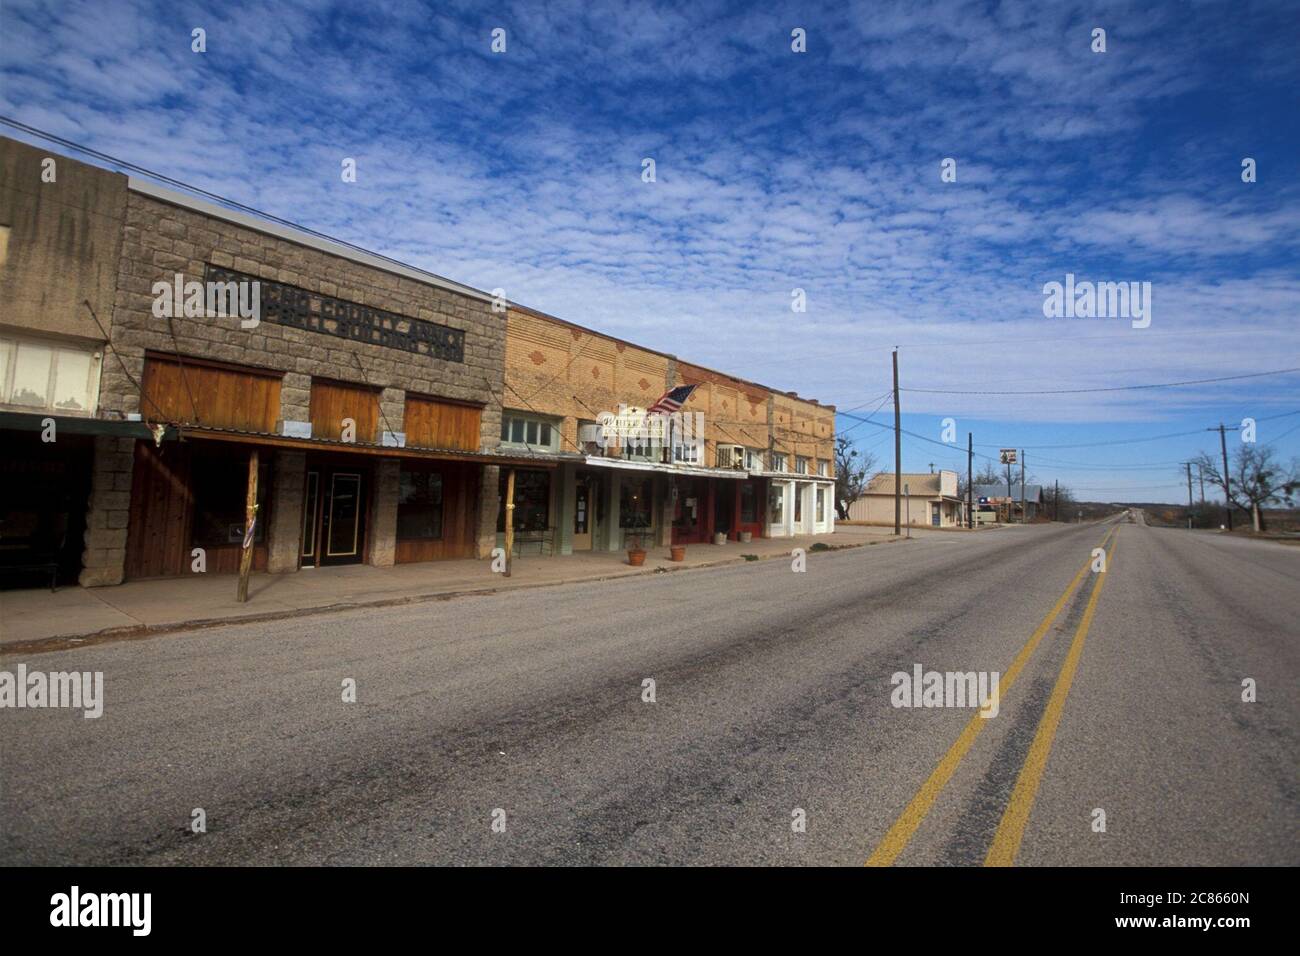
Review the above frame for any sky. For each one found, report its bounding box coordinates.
[2,0,1298,502]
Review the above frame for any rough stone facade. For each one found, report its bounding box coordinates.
[101,190,506,437]
[266,449,307,573]
[79,435,134,586]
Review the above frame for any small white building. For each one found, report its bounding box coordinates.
[847,470,965,527]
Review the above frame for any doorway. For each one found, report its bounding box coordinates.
[303,465,368,567]
[672,478,706,544]
[714,481,736,538]
[573,470,600,551]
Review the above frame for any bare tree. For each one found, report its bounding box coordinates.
[834,436,876,519]
[958,462,1002,500]
[1193,444,1298,530]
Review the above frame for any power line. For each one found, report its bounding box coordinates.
[901,368,1300,396]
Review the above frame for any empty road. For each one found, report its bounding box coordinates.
[2,518,1296,865]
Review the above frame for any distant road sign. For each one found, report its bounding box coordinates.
[999,448,1017,464]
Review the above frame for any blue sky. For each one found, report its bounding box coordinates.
[2,0,1298,501]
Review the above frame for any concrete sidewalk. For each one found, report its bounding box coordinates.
[0,525,901,650]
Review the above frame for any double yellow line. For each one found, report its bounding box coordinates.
[866,524,1119,867]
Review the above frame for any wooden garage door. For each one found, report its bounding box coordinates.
[310,380,380,443]
[141,353,281,432]
[404,395,482,451]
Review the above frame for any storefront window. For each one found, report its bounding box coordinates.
[620,476,654,530]
[397,467,443,539]
[794,486,803,522]
[190,451,270,547]
[816,487,826,522]
[740,482,757,523]
[769,484,784,523]
[497,469,550,532]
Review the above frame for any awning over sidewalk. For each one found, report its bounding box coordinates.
[176,425,560,467]
[0,410,167,440]
[580,455,753,479]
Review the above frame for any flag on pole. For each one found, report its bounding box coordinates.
[647,384,697,415]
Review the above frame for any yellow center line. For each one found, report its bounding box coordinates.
[984,533,1118,866]
[865,524,1118,867]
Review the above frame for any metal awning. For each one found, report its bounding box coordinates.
[0,410,172,440]
[176,425,560,468]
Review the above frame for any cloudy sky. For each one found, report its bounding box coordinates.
[3,0,1298,501]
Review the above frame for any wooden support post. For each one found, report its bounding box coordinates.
[236,448,259,603]
[503,467,516,577]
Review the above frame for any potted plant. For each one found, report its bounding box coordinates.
[670,543,686,561]
[626,512,650,566]
[739,530,752,543]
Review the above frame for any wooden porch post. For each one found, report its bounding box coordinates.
[503,467,516,577]
[236,448,259,603]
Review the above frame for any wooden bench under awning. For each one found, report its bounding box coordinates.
[173,425,561,468]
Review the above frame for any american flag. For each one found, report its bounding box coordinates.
[647,384,697,415]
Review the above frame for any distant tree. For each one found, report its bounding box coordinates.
[834,436,876,519]
[1193,444,1298,530]
[959,462,1003,500]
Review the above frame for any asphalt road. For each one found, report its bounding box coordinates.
[2,518,1296,865]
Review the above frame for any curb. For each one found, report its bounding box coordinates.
[0,535,903,656]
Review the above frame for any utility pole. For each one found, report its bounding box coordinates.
[1019,451,1026,524]
[893,349,901,536]
[1197,463,1205,503]
[966,432,973,529]
[1054,479,1059,522]
[1185,461,1194,530]
[928,462,935,474]
[1208,424,1238,530]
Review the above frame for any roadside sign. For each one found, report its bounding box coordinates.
[999,448,1017,464]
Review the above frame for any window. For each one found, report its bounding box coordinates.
[817,460,829,477]
[397,467,443,540]
[771,453,788,473]
[673,440,701,465]
[744,448,763,471]
[497,469,551,532]
[795,456,810,475]
[0,335,102,414]
[769,484,784,523]
[499,411,559,452]
[816,487,826,522]
[794,488,803,522]
[619,476,654,530]
[740,482,757,523]
[190,451,270,548]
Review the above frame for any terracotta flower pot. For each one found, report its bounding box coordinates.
[670,545,686,562]
[627,549,646,566]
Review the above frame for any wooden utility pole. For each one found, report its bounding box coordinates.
[503,468,517,577]
[966,432,973,529]
[236,448,259,603]
[1184,461,1195,529]
[892,349,901,536]
[1209,424,1236,530]
[1054,479,1059,522]
[1019,451,1026,524]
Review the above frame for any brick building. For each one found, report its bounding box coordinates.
[498,306,837,557]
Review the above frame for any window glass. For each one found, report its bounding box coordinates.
[51,349,93,411]
[497,469,550,531]
[526,420,538,444]
[540,423,551,447]
[500,418,510,441]
[397,468,443,539]
[794,488,803,521]
[619,476,654,529]
[816,487,826,521]
[510,419,525,443]
[10,342,52,407]
[741,482,757,522]
[769,485,784,522]
[190,451,270,547]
